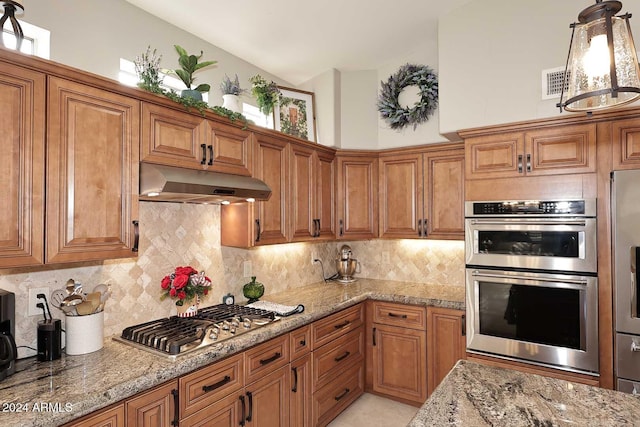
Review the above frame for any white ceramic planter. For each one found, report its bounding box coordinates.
[222,94,243,113]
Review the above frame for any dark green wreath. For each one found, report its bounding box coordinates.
[377,64,438,130]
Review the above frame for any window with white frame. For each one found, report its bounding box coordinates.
[1,21,50,58]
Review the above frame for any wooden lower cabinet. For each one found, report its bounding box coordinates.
[312,362,364,427]
[125,381,178,427]
[426,307,466,396]
[180,393,243,427]
[371,323,427,404]
[368,301,427,405]
[290,354,313,427]
[64,404,125,427]
[243,365,290,427]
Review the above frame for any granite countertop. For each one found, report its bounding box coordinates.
[409,360,640,427]
[0,278,464,427]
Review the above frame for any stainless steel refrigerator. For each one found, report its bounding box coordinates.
[613,169,640,393]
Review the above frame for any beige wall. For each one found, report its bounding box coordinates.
[438,0,640,136]
[21,0,290,110]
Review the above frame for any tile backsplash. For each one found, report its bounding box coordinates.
[0,202,464,357]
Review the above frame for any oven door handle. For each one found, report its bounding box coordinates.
[470,270,589,286]
[469,219,588,226]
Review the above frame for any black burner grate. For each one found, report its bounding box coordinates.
[120,304,276,356]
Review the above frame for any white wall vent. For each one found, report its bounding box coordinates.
[541,67,568,100]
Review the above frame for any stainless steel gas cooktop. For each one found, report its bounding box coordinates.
[113,304,279,359]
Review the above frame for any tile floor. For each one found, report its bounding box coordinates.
[327,393,419,427]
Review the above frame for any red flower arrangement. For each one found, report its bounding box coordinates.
[160,266,212,306]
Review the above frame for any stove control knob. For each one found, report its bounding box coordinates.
[229,326,236,334]
[209,331,218,340]
[243,319,252,329]
[231,318,240,327]
[221,321,230,330]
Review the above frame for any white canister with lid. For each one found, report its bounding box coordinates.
[64,311,104,355]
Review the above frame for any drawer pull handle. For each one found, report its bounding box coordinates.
[132,220,139,252]
[207,144,214,166]
[632,342,640,352]
[334,388,350,401]
[334,351,350,362]
[388,312,408,319]
[246,391,253,422]
[202,375,231,393]
[299,339,306,346]
[171,389,179,427]
[200,143,207,165]
[373,327,376,346]
[259,352,281,365]
[292,367,298,392]
[334,320,350,329]
[239,395,246,426]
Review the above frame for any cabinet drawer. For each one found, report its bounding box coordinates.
[311,303,364,349]
[313,327,364,391]
[245,334,290,384]
[64,404,125,427]
[313,362,364,427]
[372,301,426,330]
[179,353,244,419]
[290,324,311,360]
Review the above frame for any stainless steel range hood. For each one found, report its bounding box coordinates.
[139,163,271,204]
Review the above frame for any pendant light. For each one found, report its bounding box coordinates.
[558,0,640,112]
[0,0,24,50]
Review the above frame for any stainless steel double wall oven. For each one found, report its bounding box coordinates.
[465,199,599,375]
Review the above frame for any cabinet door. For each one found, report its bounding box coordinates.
[611,118,640,170]
[65,404,125,427]
[140,102,205,168]
[47,77,139,263]
[203,120,253,176]
[253,133,288,245]
[126,381,178,427]
[525,123,596,176]
[245,366,290,427]
[0,62,45,268]
[336,154,378,239]
[379,153,423,239]
[426,307,466,397]
[315,150,336,240]
[465,132,524,179]
[371,323,427,404]
[180,393,243,427]
[290,354,312,427]
[290,144,316,241]
[424,148,464,239]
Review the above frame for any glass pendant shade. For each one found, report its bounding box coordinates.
[561,1,640,112]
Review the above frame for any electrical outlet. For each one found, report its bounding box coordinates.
[243,260,252,277]
[311,251,318,265]
[28,287,50,317]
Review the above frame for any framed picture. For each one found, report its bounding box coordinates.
[274,86,317,142]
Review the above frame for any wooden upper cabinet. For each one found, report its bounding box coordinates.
[379,153,422,238]
[203,119,253,176]
[424,148,465,239]
[252,133,289,245]
[0,62,45,268]
[378,145,464,240]
[336,153,379,240]
[465,123,596,180]
[46,77,139,263]
[612,117,640,169]
[141,102,252,175]
[290,144,335,242]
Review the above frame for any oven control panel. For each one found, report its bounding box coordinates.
[470,200,587,216]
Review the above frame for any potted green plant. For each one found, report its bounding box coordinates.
[134,45,163,92]
[171,45,217,101]
[249,74,282,116]
[220,74,246,113]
